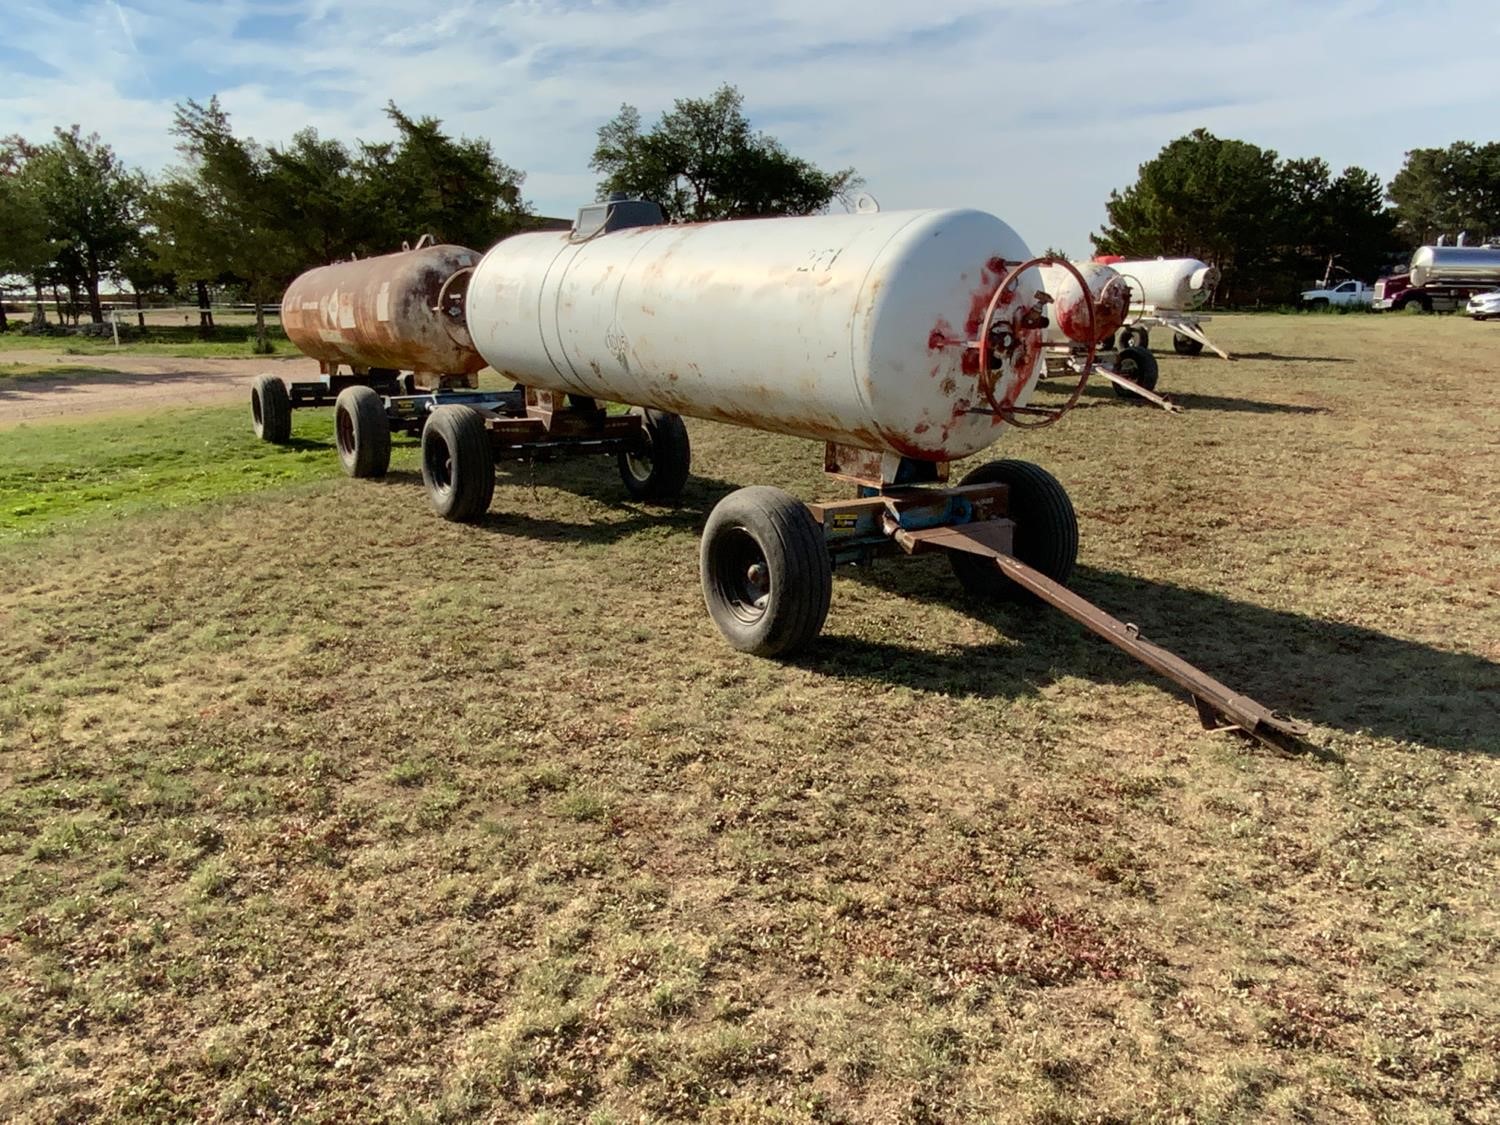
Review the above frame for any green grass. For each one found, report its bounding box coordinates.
[0,324,299,358]
[0,313,1496,1121]
[0,406,346,537]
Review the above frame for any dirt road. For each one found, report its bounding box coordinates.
[0,353,321,427]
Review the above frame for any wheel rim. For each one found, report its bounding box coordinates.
[711,527,771,625]
[624,427,655,483]
[424,431,453,495]
[336,407,356,457]
[623,451,654,483]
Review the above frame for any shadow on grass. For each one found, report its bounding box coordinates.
[0,365,283,399]
[1231,351,1353,364]
[369,460,1497,756]
[1155,390,1330,416]
[1039,382,1330,416]
[820,563,1498,757]
[375,461,737,534]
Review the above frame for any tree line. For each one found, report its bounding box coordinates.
[0,101,534,345]
[1093,130,1500,304]
[2,88,1494,333]
[0,85,856,346]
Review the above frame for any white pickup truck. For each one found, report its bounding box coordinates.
[1300,280,1375,308]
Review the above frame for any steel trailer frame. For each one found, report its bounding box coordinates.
[803,473,1309,754]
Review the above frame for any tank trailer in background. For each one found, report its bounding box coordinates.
[1035,260,1178,410]
[1095,256,1229,359]
[1374,244,1500,313]
[252,202,1307,752]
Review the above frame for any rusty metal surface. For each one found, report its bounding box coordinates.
[464,209,1049,463]
[281,242,486,379]
[1038,261,1130,345]
[891,519,1014,557]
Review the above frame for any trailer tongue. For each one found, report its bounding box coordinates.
[810,483,1312,755]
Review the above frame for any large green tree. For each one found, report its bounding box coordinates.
[0,139,56,330]
[591,85,859,221]
[152,98,303,350]
[17,127,145,323]
[1094,129,1399,303]
[1387,141,1500,244]
[264,127,367,264]
[355,103,530,251]
[1093,129,1284,302]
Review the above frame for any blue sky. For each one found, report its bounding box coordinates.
[4,0,1499,255]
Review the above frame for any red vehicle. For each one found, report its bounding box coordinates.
[1375,245,1500,312]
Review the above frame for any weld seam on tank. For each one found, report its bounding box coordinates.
[845,209,930,455]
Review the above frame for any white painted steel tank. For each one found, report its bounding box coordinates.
[464,209,1045,461]
[1037,261,1130,345]
[1109,258,1219,310]
[1408,245,1500,287]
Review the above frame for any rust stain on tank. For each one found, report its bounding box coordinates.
[281,242,484,378]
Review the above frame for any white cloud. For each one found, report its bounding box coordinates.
[3,0,1498,252]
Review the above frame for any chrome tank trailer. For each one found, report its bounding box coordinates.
[463,209,1047,463]
[281,238,485,384]
[1037,261,1130,345]
[1409,245,1500,287]
[1109,257,1219,311]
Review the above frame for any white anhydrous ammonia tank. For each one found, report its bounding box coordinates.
[1037,261,1130,346]
[1408,245,1500,287]
[464,209,1045,461]
[1112,258,1220,310]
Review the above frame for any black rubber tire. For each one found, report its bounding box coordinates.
[250,374,291,444]
[421,405,494,522]
[1111,345,1160,398]
[700,486,832,657]
[1172,332,1205,356]
[949,460,1078,601]
[1118,325,1149,351]
[334,385,391,478]
[1307,298,1329,310]
[618,408,691,501]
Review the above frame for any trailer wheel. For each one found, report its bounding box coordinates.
[949,460,1077,601]
[1112,345,1160,397]
[701,486,832,657]
[421,405,494,522]
[618,408,691,501]
[1172,332,1205,356]
[334,386,391,478]
[250,374,291,444]
[1118,325,1149,351]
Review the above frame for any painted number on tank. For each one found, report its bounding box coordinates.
[796,249,842,273]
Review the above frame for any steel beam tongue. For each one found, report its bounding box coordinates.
[989,553,1314,755]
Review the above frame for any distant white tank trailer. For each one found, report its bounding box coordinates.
[251,200,1305,751]
[1098,256,1230,360]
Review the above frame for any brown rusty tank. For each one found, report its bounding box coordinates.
[280,236,485,384]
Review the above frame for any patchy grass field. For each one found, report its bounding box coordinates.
[0,314,1496,1122]
[0,324,298,359]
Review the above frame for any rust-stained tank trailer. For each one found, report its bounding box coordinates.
[251,199,1308,752]
[280,236,486,392]
[1035,261,1176,409]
